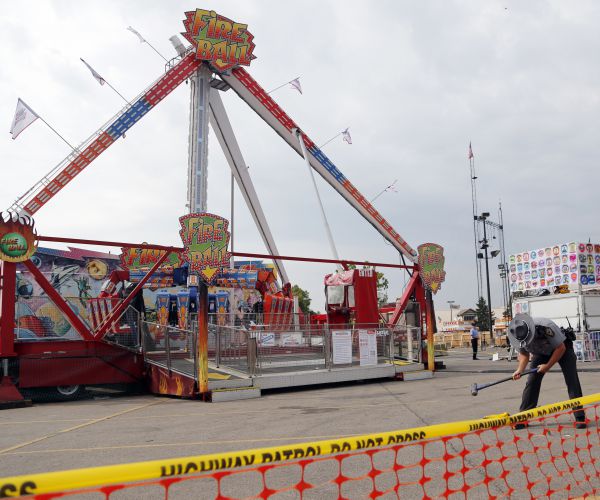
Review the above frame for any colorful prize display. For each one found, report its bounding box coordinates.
[509,242,600,293]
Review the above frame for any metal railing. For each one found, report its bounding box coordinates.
[137,319,422,380]
[207,312,309,331]
[214,323,421,376]
[209,324,250,374]
[142,321,197,380]
[102,306,143,350]
[393,325,423,363]
[15,288,422,379]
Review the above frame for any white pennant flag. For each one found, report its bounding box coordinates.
[127,26,146,43]
[9,98,39,140]
[289,78,302,94]
[342,128,352,144]
[385,179,398,193]
[80,58,106,86]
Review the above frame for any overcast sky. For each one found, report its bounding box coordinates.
[1,1,599,312]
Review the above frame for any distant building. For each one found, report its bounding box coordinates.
[458,308,477,324]
[436,307,508,334]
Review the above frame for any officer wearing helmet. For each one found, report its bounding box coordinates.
[508,313,586,429]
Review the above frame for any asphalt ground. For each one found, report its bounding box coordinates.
[1,347,599,497]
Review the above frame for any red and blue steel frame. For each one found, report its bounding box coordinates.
[13,59,418,270]
[220,67,418,263]
[14,53,202,217]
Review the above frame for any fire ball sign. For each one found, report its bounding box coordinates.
[179,212,231,284]
[120,245,183,271]
[417,243,446,294]
[0,213,37,263]
[182,9,256,71]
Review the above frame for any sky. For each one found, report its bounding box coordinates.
[1,1,599,313]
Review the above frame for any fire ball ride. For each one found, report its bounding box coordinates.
[0,9,446,405]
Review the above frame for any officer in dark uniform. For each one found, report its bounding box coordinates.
[508,313,586,429]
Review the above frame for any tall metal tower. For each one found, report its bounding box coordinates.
[187,64,212,213]
[469,144,483,300]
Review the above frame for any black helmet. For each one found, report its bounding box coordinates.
[508,313,535,347]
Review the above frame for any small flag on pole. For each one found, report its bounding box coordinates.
[289,78,302,94]
[385,179,398,193]
[80,58,106,86]
[342,128,352,145]
[468,142,474,159]
[370,179,398,202]
[127,26,146,43]
[9,99,39,140]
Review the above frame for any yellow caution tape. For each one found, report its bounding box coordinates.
[1,392,598,498]
[483,412,510,420]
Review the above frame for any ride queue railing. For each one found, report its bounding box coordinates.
[15,294,422,380]
[157,320,422,377]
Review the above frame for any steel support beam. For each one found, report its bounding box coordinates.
[209,90,290,283]
[187,64,212,213]
[0,261,17,357]
[221,67,418,263]
[388,271,420,328]
[23,259,94,341]
[94,251,170,338]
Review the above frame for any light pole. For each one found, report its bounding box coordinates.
[475,212,500,347]
[498,262,510,319]
[447,300,455,322]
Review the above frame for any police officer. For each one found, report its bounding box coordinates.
[470,323,480,360]
[508,313,586,429]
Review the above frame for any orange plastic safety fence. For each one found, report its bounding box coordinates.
[22,405,600,500]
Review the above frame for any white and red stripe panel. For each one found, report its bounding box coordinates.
[12,53,202,216]
[222,68,417,262]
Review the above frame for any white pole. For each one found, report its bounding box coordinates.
[187,64,211,213]
[230,171,235,268]
[318,132,343,149]
[36,115,78,152]
[370,179,398,203]
[295,129,341,266]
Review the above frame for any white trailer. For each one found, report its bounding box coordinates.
[513,289,600,361]
[513,289,600,332]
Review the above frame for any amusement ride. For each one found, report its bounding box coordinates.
[0,9,445,405]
